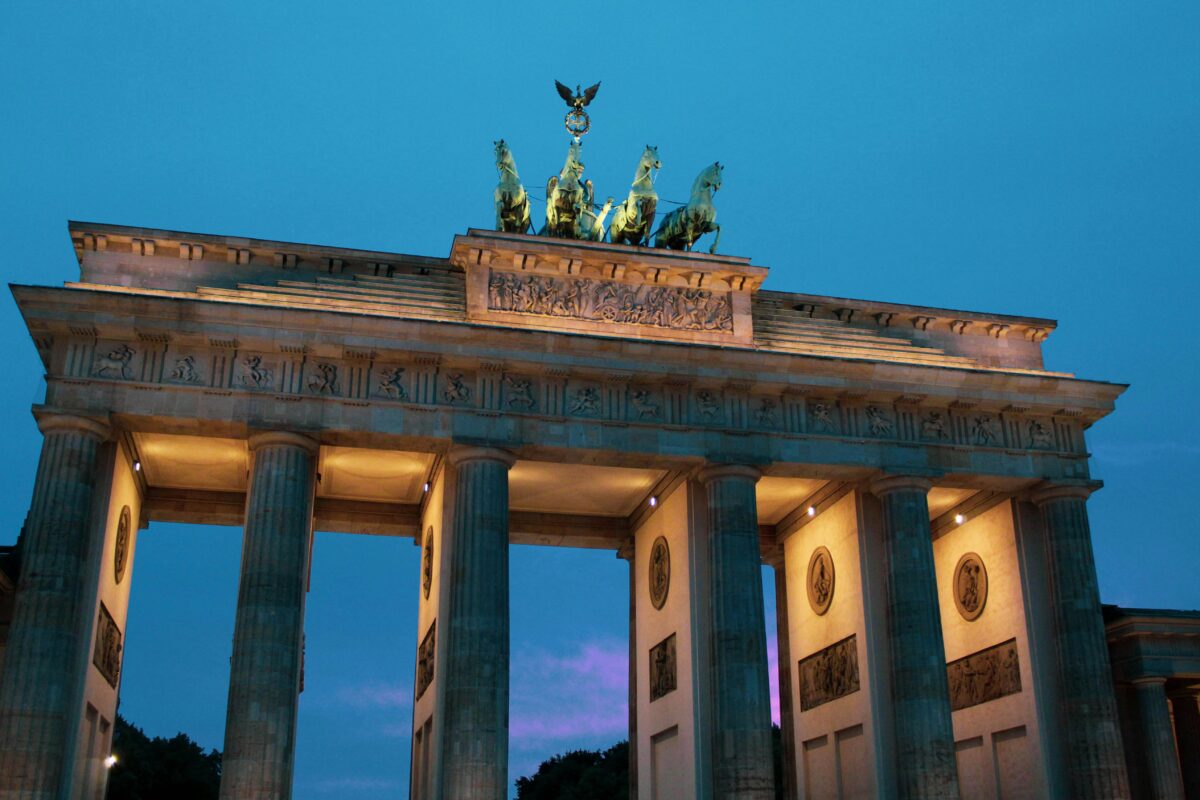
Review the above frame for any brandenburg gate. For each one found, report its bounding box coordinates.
[0,217,1185,799]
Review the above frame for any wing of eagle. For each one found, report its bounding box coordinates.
[581,82,600,106]
[555,80,575,106]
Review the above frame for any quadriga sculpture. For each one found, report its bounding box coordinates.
[654,162,723,254]
[543,140,589,238]
[579,196,614,242]
[493,140,531,234]
[609,145,660,246]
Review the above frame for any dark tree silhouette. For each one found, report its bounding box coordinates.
[515,741,628,800]
[516,728,786,799]
[106,714,221,800]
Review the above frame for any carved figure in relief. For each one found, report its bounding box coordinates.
[649,633,677,702]
[94,344,134,379]
[649,536,670,610]
[378,366,408,400]
[168,355,201,383]
[631,390,660,419]
[866,406,893,436]
[416,622,436,700]
[422,527,433,600]
[971,415,999,446]
[1028,419,1054,449]
[505,375,535,409]
[654,162,723,253]
[493,140,531,234]
[947,639,1021,712]
[810,403,835,433]
[953,552,988,621]
[308,363,339,394]
[240,355,271,389]
[696,390,721,420]
[113,506,131,585]
[544,140,590,239]
[92,604,123,689]
[443,373,471,404]
[609,145,661,246]
[486,270,733,333]
[921,411,949,440]
[799,635,860,711]
[569,387,601,415]
[755,398,778,426]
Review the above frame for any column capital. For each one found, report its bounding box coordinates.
[697,463,761,485]
[34,412,110,441]
[247,430,320,454]
[1131,676,1170,688]
[868,473,932,498]
[447,445,516,469]
[1030,479,1103,506]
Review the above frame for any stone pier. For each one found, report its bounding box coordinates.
[220,432,318,800]
[0,414,110,799]
[870,475,959,799]
[1033,483,1130,798]
[1169,689,1200,798]
[698,465,776,800]
[438,447,514,800]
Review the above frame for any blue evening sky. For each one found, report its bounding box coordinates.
[2,2,1197,797]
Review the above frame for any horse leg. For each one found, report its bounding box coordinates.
[708,222,721,254]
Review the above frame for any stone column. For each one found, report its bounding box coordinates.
[220,432,318,800]
[868,475,959,800]
[772,557,798,800]
[697,464,776,800]
[1032,483,1130,798]
[439,447,514,800]
[0,414,110,799]
[617,541,638,800]
[1130,678,1186,800]
[1168,688,1200,799]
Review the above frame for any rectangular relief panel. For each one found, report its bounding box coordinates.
[92,602,122,689]
[651,725,683,800]
[649,633,677,702]
[799,634,861,711]
[416,620,436,701]
[947,638,1021,712]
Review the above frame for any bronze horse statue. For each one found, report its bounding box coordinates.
[493,140,530,234]
[610,145,660,246]
[654,162,723,254]
[543,140,589,238]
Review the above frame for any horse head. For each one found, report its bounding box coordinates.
[691,162,723,196]
[641,145,662,171]
[494,140,518,175]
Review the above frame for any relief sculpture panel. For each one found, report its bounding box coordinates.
[92,602,123,689]
[487,270,733,333]
[416,620,436,701]
[649,633,677,702]
[799,634,860,711]
[947,638,1021,711]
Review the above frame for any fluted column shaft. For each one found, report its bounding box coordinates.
[870,475,959,800]
[1033,484,1130,798]
[773,562,798,800]
[440,447,514,800]
[1169,689,1200,799]
[220,432,318,800]
[1132,679,1185,800]
[698,465,775,800]
[618,545,639,800]
[0,414,110,800]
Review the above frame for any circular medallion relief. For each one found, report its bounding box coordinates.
[953,552,988,621]
[806,546,835,616]
[648,536,670,610]
[113,505,131,584]
[422,526,434,600]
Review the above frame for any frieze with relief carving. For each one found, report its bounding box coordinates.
[93,602,123,688]
[799,634,860,711]
[487,270,733,333]
[649,633,677,701]
[416,620,436,700]
[947,639,1021,711]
